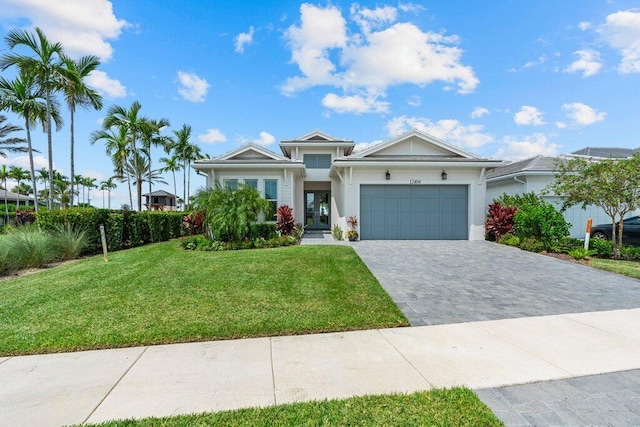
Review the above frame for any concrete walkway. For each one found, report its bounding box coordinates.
[2,308,640,426]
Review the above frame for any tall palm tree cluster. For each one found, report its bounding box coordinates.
[92,102,202,211]
[0,27,204,212]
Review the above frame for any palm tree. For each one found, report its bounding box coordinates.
[103,101,148,211]
[8,165,29,208]
[73,174,83,205]
[172,124,202,210]
[83,176,97,207]
[99,177,117,209]
[12,182,32,196]
[124,152,168,208]
[91,126,132,208]
[0,165,9,224]
[0,114,27,157]
[140,117,170,209]
[60,54,103,207]
[52,171,72,208]
[1,27,67,210]
[159,154,182,209]
[0,71,59,213]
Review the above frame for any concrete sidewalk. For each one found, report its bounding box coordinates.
[2,308,640,426]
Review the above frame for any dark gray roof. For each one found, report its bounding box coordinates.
[571,147,640,158]
[486,155,558,180]
[0,189,37,203]
[142,190,176,197]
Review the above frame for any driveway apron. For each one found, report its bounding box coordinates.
[351,240,640,326]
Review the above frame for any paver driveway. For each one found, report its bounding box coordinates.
[352,240,640,326]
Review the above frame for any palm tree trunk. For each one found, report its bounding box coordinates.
[15,179,20,208]
[24,116,39,213]
[172,171,177,210]
[183,160,187,211]
[3,178,8,225]
[187,160,191,209]
[127,174,133,209]
[69,108,75,208]
[108,189,111,209]
[46,88,54,210]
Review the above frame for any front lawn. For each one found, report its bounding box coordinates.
[0,242,407,356]
[590,258,640,279]
[87,388,503,427]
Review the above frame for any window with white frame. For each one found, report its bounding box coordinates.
[264,179,277,220]
[223,178,238,190]
[244,179,258,189]
[303,154,331,169]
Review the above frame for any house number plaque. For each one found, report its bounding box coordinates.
[410,179,421,184]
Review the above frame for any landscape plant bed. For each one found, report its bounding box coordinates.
[0,241,407,356]
[85,388,502,427]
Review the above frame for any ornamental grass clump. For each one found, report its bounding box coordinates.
[49,224,91,260]
[6,227,57,269]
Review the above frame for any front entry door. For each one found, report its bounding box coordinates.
[305,191,330,230]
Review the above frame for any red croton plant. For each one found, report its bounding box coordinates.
[276,204,297,236]
[485,202,517,241]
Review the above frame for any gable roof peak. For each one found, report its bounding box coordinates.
[210,142,286,162]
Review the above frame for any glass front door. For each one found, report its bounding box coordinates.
[305,191,330,230]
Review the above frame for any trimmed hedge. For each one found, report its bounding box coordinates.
[37,208,185,254]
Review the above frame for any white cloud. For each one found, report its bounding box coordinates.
[322,93,389,114]
[579,21,592,31]
[81,169,106,181]
[177,71,210,103]
[0,155,51,176]
[350,4,397,34]
[514,105,546,126]
[407,95,421,107]
[0,0,128,61]
[564,49,602,77]
[85,70,126,98]
[281,4,478,113]
[398,3,426,13]
[386,116,493,149]
[198,128,227,144]
[563,102,606,125]
[494,133,559,161]
[598,10,640,73]
[556,121,567,129]
[252,131,275,146]
[235,26,255,53]
[353,140,383,153]
[471,107,489,119]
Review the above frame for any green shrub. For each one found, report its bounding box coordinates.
[568,248,597,260]
[519,237,545,253]
[620,246,640,260]
[498,233,520,247]
[552,237,583,254]
[50,224,91,260]
[252,222,278,240]
[590,238,613,258]
[106,212,125,251]
[332,224,343,240]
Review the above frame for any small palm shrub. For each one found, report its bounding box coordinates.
[332,224,343,240]
[7,227,57,269]
[276,205,296,236]
[619,246,640,260]
[50,224,91,260]
[568,248,596,260]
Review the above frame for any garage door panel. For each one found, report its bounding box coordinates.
[360,184,468,240]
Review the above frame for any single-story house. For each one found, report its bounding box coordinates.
[193,129,502,240]
[143,190,178,211]
[0,189,39,207]
[486,148,640,238]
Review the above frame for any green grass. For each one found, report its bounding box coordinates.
[87,388,503,427]
[590,258,640,279]
[0,241,408,356]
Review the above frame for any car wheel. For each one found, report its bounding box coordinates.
[591,231,609,240]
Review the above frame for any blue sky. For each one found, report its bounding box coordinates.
[1,0,639,208]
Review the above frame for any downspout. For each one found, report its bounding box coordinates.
[513,176,526,192]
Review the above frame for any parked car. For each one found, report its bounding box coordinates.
[591,216,640,246]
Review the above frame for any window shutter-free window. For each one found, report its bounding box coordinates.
[303,154,331,169]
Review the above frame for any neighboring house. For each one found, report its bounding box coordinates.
[143,190,178,211]
[0,189,39,207]
[193,129,502,240]
[486,149,640,238]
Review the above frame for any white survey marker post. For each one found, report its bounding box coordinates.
[584,218,592,250]
[99,224,108,262]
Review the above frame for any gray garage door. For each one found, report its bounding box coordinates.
[360,185,468,240]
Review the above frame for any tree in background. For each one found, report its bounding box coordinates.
[1,27,67,210]
[0,165,10,223]
[550,155,640,255]
[123,152,167,209]
[172,124,202,210]
[90,127,133,208]
[99,176,117,209]
[8,165,29,208]
[0,114,27,158]
[159,154,182,209]
[0,71,59,213]
[59,54,103,207]
[140,117,170,208]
